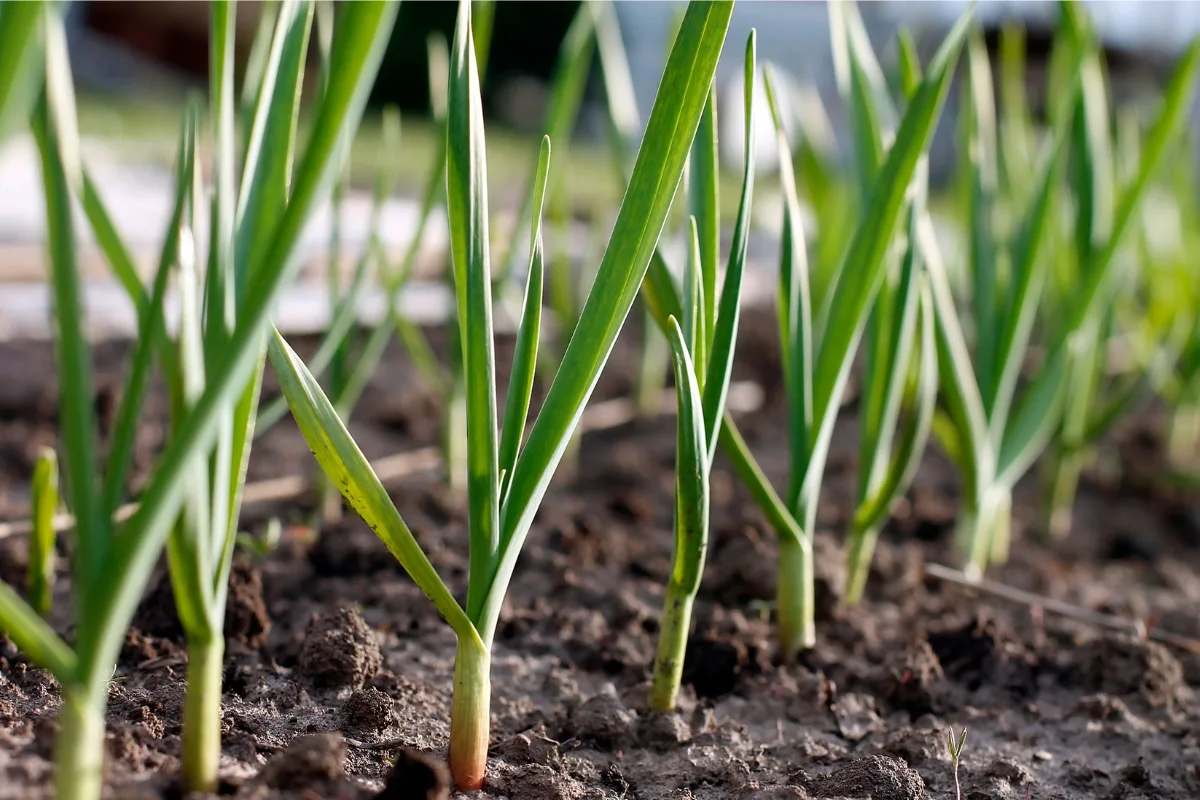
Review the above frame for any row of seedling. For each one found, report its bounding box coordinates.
[3,0,1200,795]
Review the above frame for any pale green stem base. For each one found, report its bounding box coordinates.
[1043,448,1083,542]
[777,537,815,664]
[649,584,695,712]
[959,501,987,581]
[449,639,491,791]
[843,523,880,608]
[181,637,224,794]
[1167,404,1200,469]
[989,488,1012,566]
[55,690,105,800]
[959,486,1012,581]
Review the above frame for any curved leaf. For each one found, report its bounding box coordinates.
[447,0,501,620]
[702,30,756,457]
[499,137,552,505]
[267,328,477,642]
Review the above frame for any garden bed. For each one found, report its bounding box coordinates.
[1,310,1198,800]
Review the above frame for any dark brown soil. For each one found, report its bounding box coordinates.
[1,310,1199,799]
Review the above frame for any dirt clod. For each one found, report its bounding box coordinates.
[986,757,1036,788]
[343,686,394,731]
[884,640,949,716]
[495,729,563,768]
[638,709,691,750]
[258,732,346,790]
[130,562,270,649]
[225,560,271,647]
[564,691,636,751]
[1073,637,1188,709]
[831,692,883,742]
[684,634,750,698]
[802,755,926,800]
[374,749,450,800]
[298,607,382,689]
[498,763,588,800]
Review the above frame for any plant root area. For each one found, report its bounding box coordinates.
[1,312,1198,800]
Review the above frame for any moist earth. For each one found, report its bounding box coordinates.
[0,312,1198,799]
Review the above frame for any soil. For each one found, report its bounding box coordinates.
[1,310,1199,800]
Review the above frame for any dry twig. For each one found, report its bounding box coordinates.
[924,562,1200,655]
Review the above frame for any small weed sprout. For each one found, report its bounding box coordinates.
[946,727,967,800]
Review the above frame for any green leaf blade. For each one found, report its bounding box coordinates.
[667,315,711,592]
[702,30,756,456]
[0,581,77,682]
[447,0,501,622]
[689,83,719,351]
[267,328,476,641]
[0,0,42,142]
[235,0,315,297]
[34,17,105,599]
[28,447,59,618]
[763,63,813,501]
[499,137,552,505]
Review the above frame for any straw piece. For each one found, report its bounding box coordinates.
[923,562,1200,655]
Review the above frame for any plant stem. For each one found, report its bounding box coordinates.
[55,689,105,800]
[988,487,1012,566]
[1043,446,1082,541]
[960,486,1010,580]
[181,635,224,793]
[649,581,695,712]
[777,536,815,663]
[449,637,491,791]
[957,494,986,582]
[843,522,880,607]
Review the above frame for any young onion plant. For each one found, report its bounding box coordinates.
[1125,128,1200,474]
[649,31,756,713]
[1039,79,1200,535]
[266,0,732,788]
[0,4,396,798]
[637,9,969,660]
[827,6,939,607]
[922,17,1200,577]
